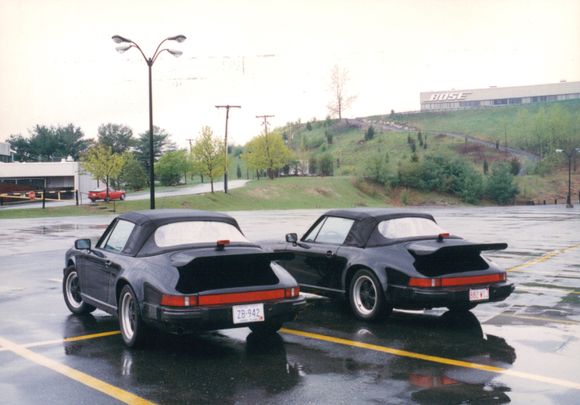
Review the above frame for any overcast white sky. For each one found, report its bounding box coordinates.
[0,0,578,148]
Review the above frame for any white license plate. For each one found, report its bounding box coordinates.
[233,303,265,324]
[469,288,489,302]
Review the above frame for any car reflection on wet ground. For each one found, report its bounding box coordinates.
[0,205,579,404]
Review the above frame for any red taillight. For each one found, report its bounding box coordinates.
[199,289,286,306]
[285,286,300,298]
[409,273,506,288]
[161,295,198,307]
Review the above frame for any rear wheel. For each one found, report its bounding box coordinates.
[349,269,391,321]
[120,193,125,201]
[63,266,96,314]
[249,320,283,335]
[118,285,148,348]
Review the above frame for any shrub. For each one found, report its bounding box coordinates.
[486,163,519,204]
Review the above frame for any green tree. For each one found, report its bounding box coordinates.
[134,126,175,180]
[242,130,292,179]
[118,154,147,190]
[97,123,135,154]
[486,163,519,205]
[319,153,334,176]
[9,124,90,161]
[364,152,390,184]
[192,126,224,193]
[364,126,375,141]
[82,145,126,200]
[156,150,189,186]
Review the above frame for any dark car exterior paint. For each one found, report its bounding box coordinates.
[64,209,305,338]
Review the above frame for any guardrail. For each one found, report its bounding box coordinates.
[0,189,79,208]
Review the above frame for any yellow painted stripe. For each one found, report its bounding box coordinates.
[281,327,580,390]
[0,335,154,404]
[508,243,580,273]
[0,331,121,352]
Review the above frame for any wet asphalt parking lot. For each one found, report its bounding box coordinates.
[1,206,579,404]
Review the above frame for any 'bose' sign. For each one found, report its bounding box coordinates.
[429,92,471,102]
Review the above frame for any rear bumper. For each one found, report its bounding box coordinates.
[142,296,306,334]
[388,282,514,309]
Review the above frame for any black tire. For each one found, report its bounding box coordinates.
[447,303,478,312]
[118,285,148,348]
[63,265,96,314]
[349,268,391,321]
[104,196,110,202]
[89,198,96,203]
[120,193,125,201]
[249,320,283,335]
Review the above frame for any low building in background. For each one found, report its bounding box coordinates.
[420,81,580,112]
[0,160,97,201]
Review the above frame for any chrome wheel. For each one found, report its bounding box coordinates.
[65,270,83,309]
[120,290,136,341]
[352,275,377,316]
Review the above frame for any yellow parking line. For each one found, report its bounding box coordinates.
[22,331,122,349]
[281,327,580,390]
[0,335,153,405]
[508,243,580,273]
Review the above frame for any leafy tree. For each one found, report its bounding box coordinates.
[327,65,356,120]
[242,130,292,179]
[510,157,521,175]
[486,163,519,205]
[325,131,333,145]
[236,162,242,179]
[306,122,313,131]
[483,159,489,175]
[364,152,390,185]
[308,157,318,175]
[9,124,90,161]
[81,145,126,199]
[192,126,224,193]
[365,126,375,141]
[118,154,147,190]
[156,150,188,186]
[319,153,334,176]
[134,126,174,179]
[97,123,135,154]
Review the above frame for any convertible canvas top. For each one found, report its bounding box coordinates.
[111,209,243,256]
[321,209,436,248]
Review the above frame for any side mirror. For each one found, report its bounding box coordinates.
[75,239,91,250]
[285,233,298,244]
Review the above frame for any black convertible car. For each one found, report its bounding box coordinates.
[270,209,514,321]
[63,209,305,347]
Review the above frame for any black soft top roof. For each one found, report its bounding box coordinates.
[318,209,435,247]
[113,209,242,256]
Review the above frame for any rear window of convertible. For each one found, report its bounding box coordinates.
[377,217,446,239]
[154,221,249,247]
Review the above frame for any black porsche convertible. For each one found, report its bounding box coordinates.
[271,209,514,321]
[63,209,305,347]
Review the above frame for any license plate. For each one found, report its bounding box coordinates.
[469,288,489,302]
[233,303,265,324]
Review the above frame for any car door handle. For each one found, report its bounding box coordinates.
[325,251,334,258]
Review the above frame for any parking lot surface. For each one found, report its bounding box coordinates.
[1,206,579,404]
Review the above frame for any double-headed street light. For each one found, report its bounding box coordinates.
[555,147,579,208]
[112,34,186,209]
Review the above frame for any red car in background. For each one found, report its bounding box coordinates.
[88,187,126,202]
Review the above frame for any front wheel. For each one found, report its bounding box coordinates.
[349,269,391,321]
[120,193,125,201]
[63,266,96,314]
[118,285,148,348]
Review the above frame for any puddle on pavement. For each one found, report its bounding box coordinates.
[18,224,108,235]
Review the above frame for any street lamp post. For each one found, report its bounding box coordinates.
[556,147,579,208]
[112,34,186,209]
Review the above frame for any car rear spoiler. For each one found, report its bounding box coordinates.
[407,241,507,257]
[171,251,294,268]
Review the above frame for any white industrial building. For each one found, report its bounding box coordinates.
[0,160,97,196]
[420,81,580,112]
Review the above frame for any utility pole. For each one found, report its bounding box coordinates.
[256,114,274,135]
[256,115,275,179]
[185,138,194,152]
[216,105,241,193]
